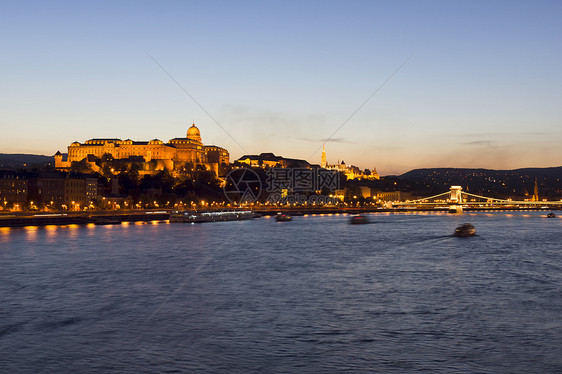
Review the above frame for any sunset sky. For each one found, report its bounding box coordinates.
[1,0,561,175]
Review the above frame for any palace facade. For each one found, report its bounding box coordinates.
[55,124,229,175]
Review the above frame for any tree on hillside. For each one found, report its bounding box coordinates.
[70,159,93,174]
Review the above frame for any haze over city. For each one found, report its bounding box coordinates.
[1,0,561,174]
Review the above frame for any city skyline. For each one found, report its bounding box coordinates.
[1,1,561,175]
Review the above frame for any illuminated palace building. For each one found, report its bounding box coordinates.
[55,124,229,175]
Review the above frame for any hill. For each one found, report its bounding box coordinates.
[0,154,55,169]
[399,167,562,198]
[400,167,562,180]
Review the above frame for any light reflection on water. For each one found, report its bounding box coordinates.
[44,225,59,243]
[0,227,11,246]
[23,225,39,242]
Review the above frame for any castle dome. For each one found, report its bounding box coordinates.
[186,123,202,143]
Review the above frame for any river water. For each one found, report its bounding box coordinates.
[1,211,561,373]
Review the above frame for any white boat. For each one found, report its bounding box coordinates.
[170,211,254,223]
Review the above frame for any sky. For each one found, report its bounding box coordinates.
[1,0,561,175]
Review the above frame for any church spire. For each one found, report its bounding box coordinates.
[321,144,327,168]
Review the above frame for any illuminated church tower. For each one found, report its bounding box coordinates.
[321,144,327,168]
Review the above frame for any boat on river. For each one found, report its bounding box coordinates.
[275,213,292,222]
[454,223,476,237]
[547,212,556,218]
[170,210,254,223]
[448,205,463,214]
[350,215,369,224]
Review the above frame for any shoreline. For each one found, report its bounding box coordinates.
[0,211,170,228]
[0,206,558,228]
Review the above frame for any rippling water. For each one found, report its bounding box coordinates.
[1,211,561,373]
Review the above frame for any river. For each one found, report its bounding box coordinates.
[1,211,561,373]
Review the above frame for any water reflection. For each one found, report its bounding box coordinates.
[45,225,58,243]
[24,225,39,241]
[67,224,80,240]
[0,226,11,245]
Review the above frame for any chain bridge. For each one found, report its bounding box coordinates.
[393,186,561,209]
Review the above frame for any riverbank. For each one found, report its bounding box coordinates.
[0,205,558,228]
[253,206,560,216]
[0,211,170,228]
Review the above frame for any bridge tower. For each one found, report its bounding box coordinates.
[450,186,463,204]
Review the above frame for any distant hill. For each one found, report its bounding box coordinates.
[0,154,55,169]
[400,167,562,180]
[399,167,562,198]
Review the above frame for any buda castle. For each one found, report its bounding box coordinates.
[55,123,229,175]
